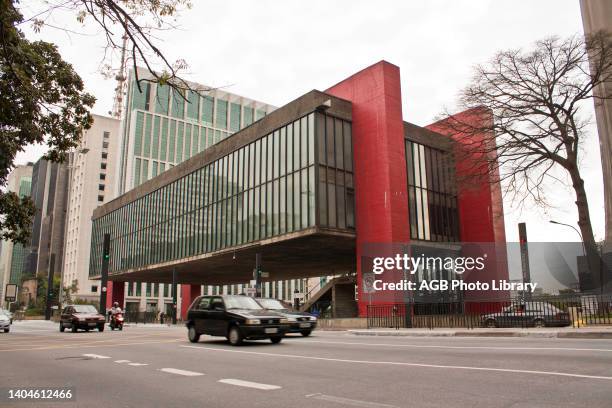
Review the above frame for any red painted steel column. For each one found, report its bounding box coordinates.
[326,61,410,316]
[106,281,125,309]
[180,284,201,321]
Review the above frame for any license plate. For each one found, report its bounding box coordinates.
[264,328,278,334]
[299,323,311,328]
[88,322,97,326]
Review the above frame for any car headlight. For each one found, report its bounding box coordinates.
[279,318,289,324]
[287,317,297,322]
[309,316,317,321]
[245,319,260,325]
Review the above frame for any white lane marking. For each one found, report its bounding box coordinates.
[305,393,399,408]
[114,360,131,363]
[82,354,111,359]
[291,339,612,353]
[218,379,281,390]
[181,345,612,381]
[128,363,148,366]
[159,368,204,377]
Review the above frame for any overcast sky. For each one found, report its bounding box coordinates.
[16,0,605,244]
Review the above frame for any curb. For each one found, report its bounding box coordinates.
[348,330,612,339]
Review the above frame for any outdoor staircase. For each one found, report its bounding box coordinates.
[300,275,358,318]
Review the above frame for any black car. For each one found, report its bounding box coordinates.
[256,298,317,336]
[480,302,571,328]
[60,305,106,332]
[185,295,289,346]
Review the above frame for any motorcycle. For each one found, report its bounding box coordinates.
[110,312,124,331]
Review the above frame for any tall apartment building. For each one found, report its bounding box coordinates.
[62,115,121,301]
[25,159,70,283]
[0,164,33,301]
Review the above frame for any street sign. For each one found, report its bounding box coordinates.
[4,284,17,302]
[292,292,304,300]
[260,272,269,278]
[362,273,376,294]
[246,287,257,297]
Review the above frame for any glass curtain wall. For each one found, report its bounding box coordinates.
[405,140,459,242]
[92,111,354,277]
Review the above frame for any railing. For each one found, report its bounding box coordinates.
[367,294,612,329]
[123,311,161,324]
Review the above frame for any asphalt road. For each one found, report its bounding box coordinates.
[1,320,612,407]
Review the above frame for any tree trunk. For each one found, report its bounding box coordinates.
[569,167,601,292]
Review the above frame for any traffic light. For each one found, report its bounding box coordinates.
[103,234,110,262]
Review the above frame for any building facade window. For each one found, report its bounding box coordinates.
[90,111,354,277]
[405,140,459,242]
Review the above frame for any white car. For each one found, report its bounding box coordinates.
[0,310,11,333]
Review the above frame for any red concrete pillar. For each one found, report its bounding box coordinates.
[427,108,509,302]
[326,61,410,316]
[106,281,125,310]
[180,284,201,321]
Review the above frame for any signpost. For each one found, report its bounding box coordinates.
[4,284,17,310]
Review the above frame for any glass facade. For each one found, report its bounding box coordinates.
[405,140,459,242]
[90,112,354,277]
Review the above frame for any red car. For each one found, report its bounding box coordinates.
[60,305,106,332]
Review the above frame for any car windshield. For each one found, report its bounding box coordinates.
[256,298,287,310]
[73,305,98,314]
[224,296,263,310]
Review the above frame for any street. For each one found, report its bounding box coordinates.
[1,321,611,407]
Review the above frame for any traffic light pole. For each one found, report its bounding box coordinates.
[172,268,177,325]
[99,234,110,314]
[255,253,262,297]
[518,223,531,301]
[44,253,55,320]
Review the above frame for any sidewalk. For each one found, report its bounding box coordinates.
[348,327,612,339]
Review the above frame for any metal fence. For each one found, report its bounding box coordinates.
[367,294,612,329]
[123,311,160,324]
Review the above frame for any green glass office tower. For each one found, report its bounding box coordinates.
[117,67,275,195]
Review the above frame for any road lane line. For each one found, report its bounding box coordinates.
[82,354,111,359]
[114,360,131,363]
[181,345,612,381]
[218,379,281,390]
[128,363,148,366]
[0,338,182,352]
[291,339,612,353]
[305,393,399,408]
[159,368,204,376]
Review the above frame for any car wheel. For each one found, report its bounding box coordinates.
[60,324,65,332]
[119,325,123,331]
[485,319,497,328]
[533,319,546,328]
[188,325,200,343]
[71,325,77,333]
[270,336,282,344]
[98,325,104,332]
[300,330,312,337]
[3,328,8,333]
[228,326,243,346]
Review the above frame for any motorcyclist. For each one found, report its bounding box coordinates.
[110,302,122,317]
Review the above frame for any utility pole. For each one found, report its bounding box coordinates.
[518,223,531,300]
[99,234,110,313]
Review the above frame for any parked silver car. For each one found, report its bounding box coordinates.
[0,310,11,333]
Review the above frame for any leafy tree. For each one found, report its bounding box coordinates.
[1,0,192,244]
[433,32,612,290]
[1,0,94,243]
